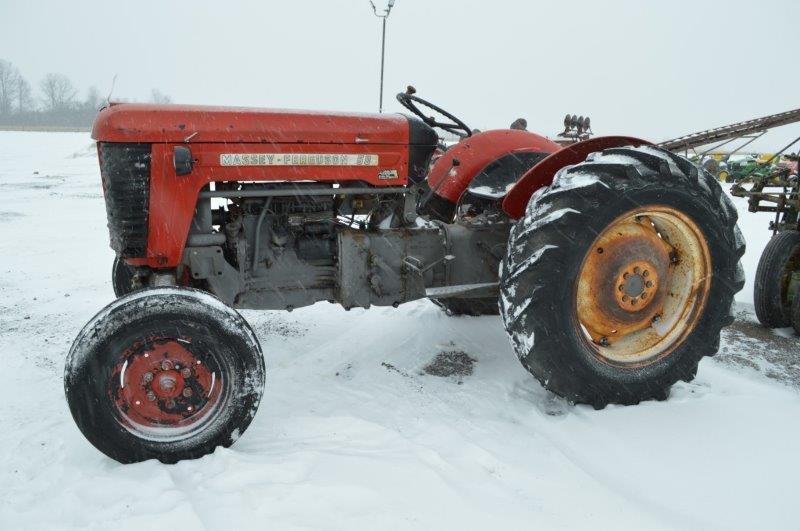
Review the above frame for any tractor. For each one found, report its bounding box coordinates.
[65,88,744,463]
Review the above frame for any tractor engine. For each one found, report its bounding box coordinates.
[185,181,505,311]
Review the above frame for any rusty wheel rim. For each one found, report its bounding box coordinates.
[109,337,226,441]
[576,206,712,366]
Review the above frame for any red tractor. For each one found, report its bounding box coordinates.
[66,88,745,463]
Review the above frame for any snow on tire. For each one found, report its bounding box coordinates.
[64,286,265,463]
[500,146,745,408]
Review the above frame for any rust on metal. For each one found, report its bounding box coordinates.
[575,206,712,366]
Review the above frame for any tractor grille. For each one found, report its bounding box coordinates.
[99,143,151,257]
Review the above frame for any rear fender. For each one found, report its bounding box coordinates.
[501,136,651,219]
[419,129,561,222]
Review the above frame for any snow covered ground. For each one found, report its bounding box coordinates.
[1,131,798,530]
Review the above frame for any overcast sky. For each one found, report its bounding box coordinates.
[2,0,798,150]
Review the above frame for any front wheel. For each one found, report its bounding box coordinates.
[112,256,141,297]
[500,146,745,408]
[65,287,265,463]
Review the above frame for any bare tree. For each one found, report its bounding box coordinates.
[16,76,33,113]
[0,59,20,115]
[40,73,77,112]
[83,86,102,111]
[150,89,172,104]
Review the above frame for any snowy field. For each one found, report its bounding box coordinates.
[1,131,799,530]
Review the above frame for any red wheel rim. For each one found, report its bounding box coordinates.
[109,337,225,440]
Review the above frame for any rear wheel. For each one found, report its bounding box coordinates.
[431,297,499,316]
[65,287,265,463]
[500,146,745,407]
[753,230,800,328]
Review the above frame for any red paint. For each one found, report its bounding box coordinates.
[427,129,562,203]
[93,103,416,268]
[111,337,221,430]
[502,136,652,219]
[93,102,411,144]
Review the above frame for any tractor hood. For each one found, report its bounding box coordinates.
[92,102,415,145]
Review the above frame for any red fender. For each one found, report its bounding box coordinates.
[427,129,562,204]
[501,136,652,219]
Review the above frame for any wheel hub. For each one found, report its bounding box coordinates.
[614,260,659,311]
[111,338,222,432]
[576,207,712,366]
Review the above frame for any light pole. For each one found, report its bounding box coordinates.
[370,0,396,113]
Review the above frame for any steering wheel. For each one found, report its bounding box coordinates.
[396,87,472,138]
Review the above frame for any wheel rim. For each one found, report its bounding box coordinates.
[109,337,226,441]
[576,206,712,366]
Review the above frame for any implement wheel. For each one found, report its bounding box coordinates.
[754,230,800,328]
[500,146,745,408]
[65,287,264,463]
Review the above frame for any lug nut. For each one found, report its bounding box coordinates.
[623,272,629,279]
[622,295,628,302]
[181,368,191,378]
[631,298,638,305]
[646,280,654,288]
[143,372,153,384]
[643,270,649,277]
[634,266,641,275]
[599,337,609,346]
[146,391,156,402]
[641,292,648,300]
[166,399,176,409]
[161,360,173,371]
[182,388,193,398]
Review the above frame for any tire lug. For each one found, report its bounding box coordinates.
[183,388,193,398]
[143,372,153,384]
[146,391,156,402]
[181,368,192,378]
[166,399,176,409]
[161,360,172,371]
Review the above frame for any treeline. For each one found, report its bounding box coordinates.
[0,59,171,129]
